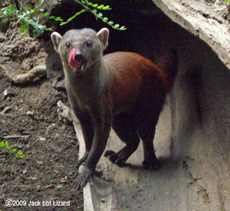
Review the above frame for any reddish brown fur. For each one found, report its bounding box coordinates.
[104,52,171,113]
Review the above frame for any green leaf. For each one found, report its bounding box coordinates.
[45,27,53,31]
[32,8,38,14]
[0,141,4,148]
[55,17,63,21]
[20,23,28,33]
[11,148,17,154]
[102,5,111,10]
[44,12,49,17]
[97,5,104,9]
[49,16,56,19]
[103,17,108,22]
[119,26,126,30]
[3,18,9,22]
[21,8,26,13]
[3,5,17,15]
[4,141,9,147]
[92,4,98,8]
[32,29,38,33]
[38,25,45,30]
[16,150,25,158]
[97,13,103,17]
[28,19,33,24]
[20,154,25,158]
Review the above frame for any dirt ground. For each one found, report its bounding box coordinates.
[0,28,83,210]
[1,1,230,210]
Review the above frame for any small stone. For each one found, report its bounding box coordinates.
[60,176,68,183]
[36,160,43,165]
[30,176,38,181]
[56,184,63,189]
[27,110,34,116]
[17,145,23,149]
[101,198,106,203]
[39,137,46,141]
[45,184,55,189]
[71,140,77,145]
[3,88,15,98]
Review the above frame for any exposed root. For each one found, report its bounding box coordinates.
[11,65,47,85]
[0,64,47,85]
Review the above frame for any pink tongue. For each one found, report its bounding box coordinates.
[68,48,82,69]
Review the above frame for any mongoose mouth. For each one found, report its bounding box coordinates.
[68,48,87,71]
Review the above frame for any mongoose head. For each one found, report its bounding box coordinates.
[51,28,109,75]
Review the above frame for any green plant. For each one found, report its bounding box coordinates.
[0,164,6,174]
[0,141,25,158]
[225,0,230,2]
[0,2,52,37]
[0,0,126,37]
[74,0,126,30]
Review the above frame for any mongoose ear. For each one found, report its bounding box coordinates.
[97,28,109,50]
[51,32,63,53]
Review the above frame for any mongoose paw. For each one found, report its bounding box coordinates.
[76,152,89,168]
[75,166,94,190]
[104,150,126,167]
[142,159,161,170]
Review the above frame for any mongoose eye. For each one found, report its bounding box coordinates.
[65,42,71,49]
[84,40,93,48]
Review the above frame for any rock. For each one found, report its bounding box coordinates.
[27,110,34,117]
[70,139,78,145]
[29,176,38,181]
[56,184,63,189]
[45,184,55,189]
[3,88,15,98]
[60,176,68,183]
[36,160,43,165]
[0,106,11,114]
[39,137,46,141]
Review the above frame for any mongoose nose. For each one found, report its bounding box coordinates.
[75,52,84,61]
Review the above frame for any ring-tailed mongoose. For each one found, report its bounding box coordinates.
[51,28,177,189]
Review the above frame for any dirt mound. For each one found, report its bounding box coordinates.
[0,33,83,211]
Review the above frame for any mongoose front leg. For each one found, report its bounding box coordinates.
[76,104,112,189]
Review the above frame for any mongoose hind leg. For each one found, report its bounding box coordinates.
[137,121,161,170]
[105,113,140,167]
